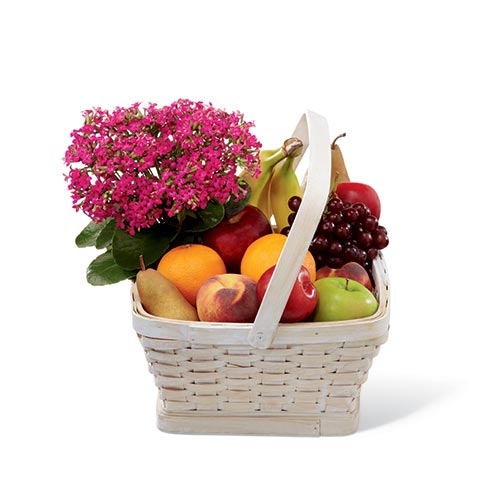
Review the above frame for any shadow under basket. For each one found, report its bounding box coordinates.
[131,111,390,436]
[131,253,390,437]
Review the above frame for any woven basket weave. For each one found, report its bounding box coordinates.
[132,111,390,436]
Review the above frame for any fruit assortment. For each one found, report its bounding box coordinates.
[134,134,387,325]
[281,134,389,276]
[65,100,389,326]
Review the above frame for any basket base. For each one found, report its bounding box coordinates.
[156,399,360,437]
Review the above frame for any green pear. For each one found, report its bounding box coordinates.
[136,256,199,321]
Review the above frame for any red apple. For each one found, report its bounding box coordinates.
[202,205,273,273]
[257,265,318,323]
[336,182,381,218]
[316,261,372,291]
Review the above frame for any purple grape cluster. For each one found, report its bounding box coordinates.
[281,195,389,273]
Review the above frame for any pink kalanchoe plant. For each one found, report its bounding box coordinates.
[64,99,261,235]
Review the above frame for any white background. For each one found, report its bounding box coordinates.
[1,1,490,490]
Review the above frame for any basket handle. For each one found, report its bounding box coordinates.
[247,110,331,349]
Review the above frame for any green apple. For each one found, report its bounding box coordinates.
[313,277,378,322]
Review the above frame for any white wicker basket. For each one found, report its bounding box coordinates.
[132,111,390,436]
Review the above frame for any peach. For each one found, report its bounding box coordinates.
[196,273,259,323]
[316,261,373,291]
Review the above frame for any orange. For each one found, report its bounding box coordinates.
[157,244,226,306]
[240,233,316,283]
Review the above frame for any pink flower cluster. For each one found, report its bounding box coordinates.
[64,99,261,234]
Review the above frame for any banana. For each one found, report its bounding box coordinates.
[269,153,303,232]
[240,137,303,220]
[246,147,284,219]
[330,133,350,189]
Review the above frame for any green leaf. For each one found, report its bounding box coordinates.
[95,219,116,249]
[171,232,202,246]
[224,184,251,218]
[86,250,135,286]
[183,201,225,233]
[112,223,179,270]
[76,219,111,248]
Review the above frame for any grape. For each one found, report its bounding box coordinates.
[353,224,364,236]
[335,223,352,240]
[357,248,367,263]
[288,196,302,212]
[280,226,290,235]
[357,231,373,249]
[307,194,389,275]
[343,245,359,262]
[287,212,297,226]
[343,207,359,223]
[317,220,335,235]
[362,214,378,232]
[327,257,344,268]
[366,248,378,261]
[352,202,371,218]
[311,235,330,252]
[327,197,343,212]
[326,211,343,224]
[328,240,343,256]
[373,231,389,249]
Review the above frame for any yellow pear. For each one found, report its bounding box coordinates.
[136,256,199,321]
[330,133,350,189]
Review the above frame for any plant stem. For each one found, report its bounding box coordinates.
[331,133,347,149]
[283,137,303,157]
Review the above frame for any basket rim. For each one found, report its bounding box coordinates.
[132,254,390,346]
